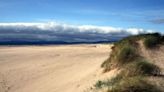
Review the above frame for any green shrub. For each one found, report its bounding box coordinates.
[121,59,161,77]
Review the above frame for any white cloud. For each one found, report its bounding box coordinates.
[0,22,152,34]
[0,22,153,42]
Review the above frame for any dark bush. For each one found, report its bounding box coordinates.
[144,36,160,48]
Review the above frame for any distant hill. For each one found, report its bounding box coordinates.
[0,40,118,45]
[0,34,124,45]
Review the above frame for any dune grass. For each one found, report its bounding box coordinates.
[101,44,138,72]
[141,32,162,48]
[94,75,122,89]
[102,33,163,72]
[116,45,137,65]
[144,36,162,48]
[107,76,161,92]
[120,59,161,77]
[93,75,161,92]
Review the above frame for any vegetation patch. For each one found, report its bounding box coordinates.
[101,57,112,72]
[101,45,138,72]
[94,75,123,89]
[144,36,161,48]
[107,76,161,92]
[116,45,137,65]
[93,76,161,92]
[102,33,163,72]
[120,59,161,77]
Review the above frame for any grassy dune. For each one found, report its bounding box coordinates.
[90,33,164,92]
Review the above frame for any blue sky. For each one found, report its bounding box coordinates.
[0,0,164,33]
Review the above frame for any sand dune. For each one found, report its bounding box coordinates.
[138,41,164,90]
[0,44,114,92]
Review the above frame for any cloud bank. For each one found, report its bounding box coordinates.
[0,22,153,43]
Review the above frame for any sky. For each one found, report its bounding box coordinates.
[0,0,164,43]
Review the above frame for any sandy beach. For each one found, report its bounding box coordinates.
[0,44,114,92]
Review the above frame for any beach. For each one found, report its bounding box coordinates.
[0,44,114,92]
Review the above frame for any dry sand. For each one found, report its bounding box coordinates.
[0,44,115,92]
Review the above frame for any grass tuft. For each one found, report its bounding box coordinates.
[107,76,161,92]
[94,76,161,92]
[116,45,137,65]
[102,45,138,72]
[144,36,161,48]
[94,75,123,89]
[121,59,161,77]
